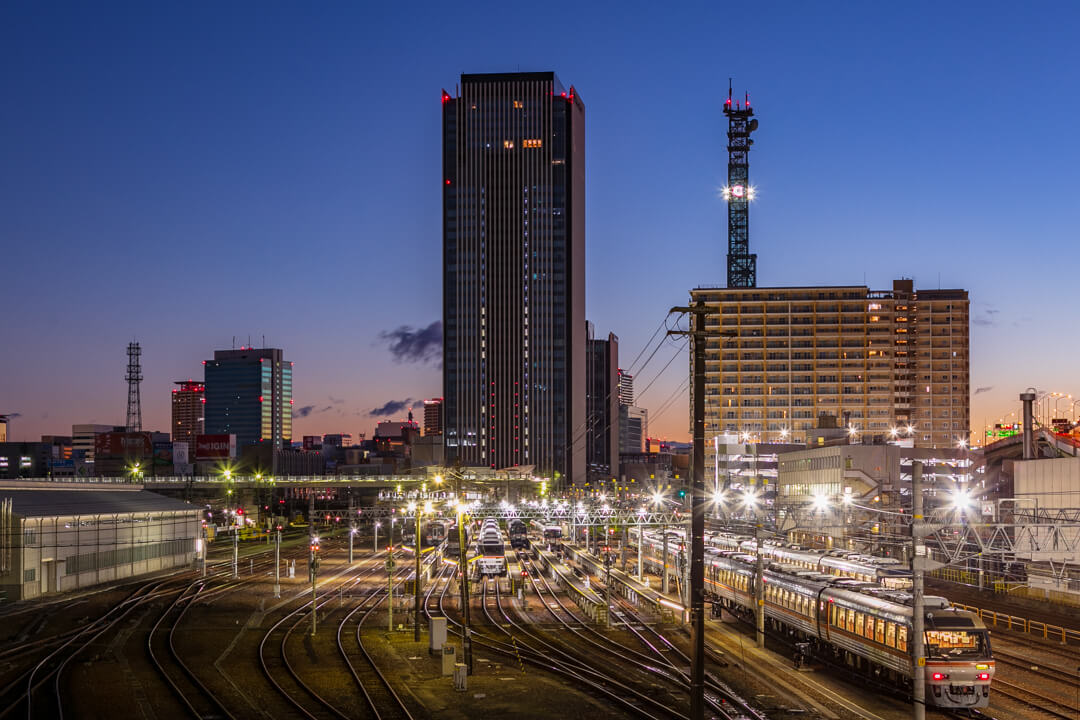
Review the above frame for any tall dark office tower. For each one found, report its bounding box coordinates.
[442,72,586,484]
[203,347,293,449]
[586,323,619,481]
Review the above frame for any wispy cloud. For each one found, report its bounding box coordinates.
[329,395,344,405]
[973,308,1000,327]
[369,398,414,417]
[292,404,333,419]
[974,386,994,395]
[378,321,442,365]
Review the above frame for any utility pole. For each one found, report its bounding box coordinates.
[662,526,669,593]
[374,521,380,553]
[912,460,926,720]
[637,514,643,579]
[414,506,423,642]
[232,528,238,579]
[310,536,320,636]
[458,510,474,674]
[755,521,764,648]
[309,493,316,636]
[669,301,707,720]
[604,547,613,629]
[348,497,355,564]
[274,529,281,598]
[387,546,395,632]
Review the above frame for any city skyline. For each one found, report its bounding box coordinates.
[3,3,1079,444]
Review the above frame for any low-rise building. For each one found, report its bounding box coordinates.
[0,483,201,600]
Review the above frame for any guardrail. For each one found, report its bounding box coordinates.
[952,602,1080,645]
[561,544,686,623]
[533,548,607,624]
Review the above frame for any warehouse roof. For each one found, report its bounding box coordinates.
[0,486,199,518]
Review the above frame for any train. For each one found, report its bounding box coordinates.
[529,519,564,549]
[508,519,530,550]
[630,528,993,708]
[704,549,994,708]
[704,531,912,589]
[475,518,508,576]
[445,521,470,559]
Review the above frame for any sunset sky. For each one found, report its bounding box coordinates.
[3,1,1078,443]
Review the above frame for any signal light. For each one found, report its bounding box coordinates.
[932,673,946,681]
[977,673,989,680]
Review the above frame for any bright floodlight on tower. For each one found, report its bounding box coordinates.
[952,488,973,512]
[652,490,665,507]
[812,493,829,512]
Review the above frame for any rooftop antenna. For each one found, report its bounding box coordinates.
[125,342,143,432]
[723,79,758,288]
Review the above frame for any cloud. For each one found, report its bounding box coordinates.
[2,412,21,419]
[974,386,994,395]
[369,398,414,417]
[412,399,427,409]
[378,321,442,365]
[292,405,333,419]
[329,395,344,405]
[973,307,1000,327]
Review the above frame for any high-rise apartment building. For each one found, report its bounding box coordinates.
[423,398,444,436]
[689,280,969,469]
[203,347,293,449]
[586,324,619,479]
[171,380,205,450]
[617,369,634,406]
[442,72,586,483]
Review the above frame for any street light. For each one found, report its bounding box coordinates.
[455,500,474,674]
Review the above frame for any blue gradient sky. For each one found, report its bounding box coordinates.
[2,2,1078,443]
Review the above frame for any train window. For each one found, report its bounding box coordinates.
[897,626,908,652]
[846,610,855,633]
[875,619,885,644]
[831,605,838,625]
[924,630,988,659]
[886,622,896,648]
[835,607,844,627]
[865,617,875,641]
[855,613,864,637]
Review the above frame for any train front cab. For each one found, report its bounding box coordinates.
[923,619,993,709]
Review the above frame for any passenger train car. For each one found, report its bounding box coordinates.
[508,520,530,550]
[475,518,508,577]
[445,521,470,559]
[706,550,994,709]
[705,531,912,589]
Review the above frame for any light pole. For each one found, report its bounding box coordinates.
[912,461,926,720]
[374,521,380,553]
[457,502,474,674]
[274,528,281,598]
[348,526,356,564]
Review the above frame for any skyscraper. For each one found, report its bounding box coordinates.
[423,398,444,436]
[586,324,619,480]
[203,347,293,449]
[171,380,205,450]
[442,72,586,483]
[617,369,634,406]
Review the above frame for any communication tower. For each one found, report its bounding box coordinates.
[125,342,143,432]
[723,81,759,288]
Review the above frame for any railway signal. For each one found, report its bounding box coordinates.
[310,537,321,636]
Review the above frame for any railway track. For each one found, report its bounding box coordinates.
[991,677,1076,719]
[258,558,391,719]
[339,586,416,720]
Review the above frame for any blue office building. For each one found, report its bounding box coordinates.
[203,347,293,449]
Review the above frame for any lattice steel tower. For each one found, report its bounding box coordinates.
[125,342,143,432]
[723,81,759,288]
